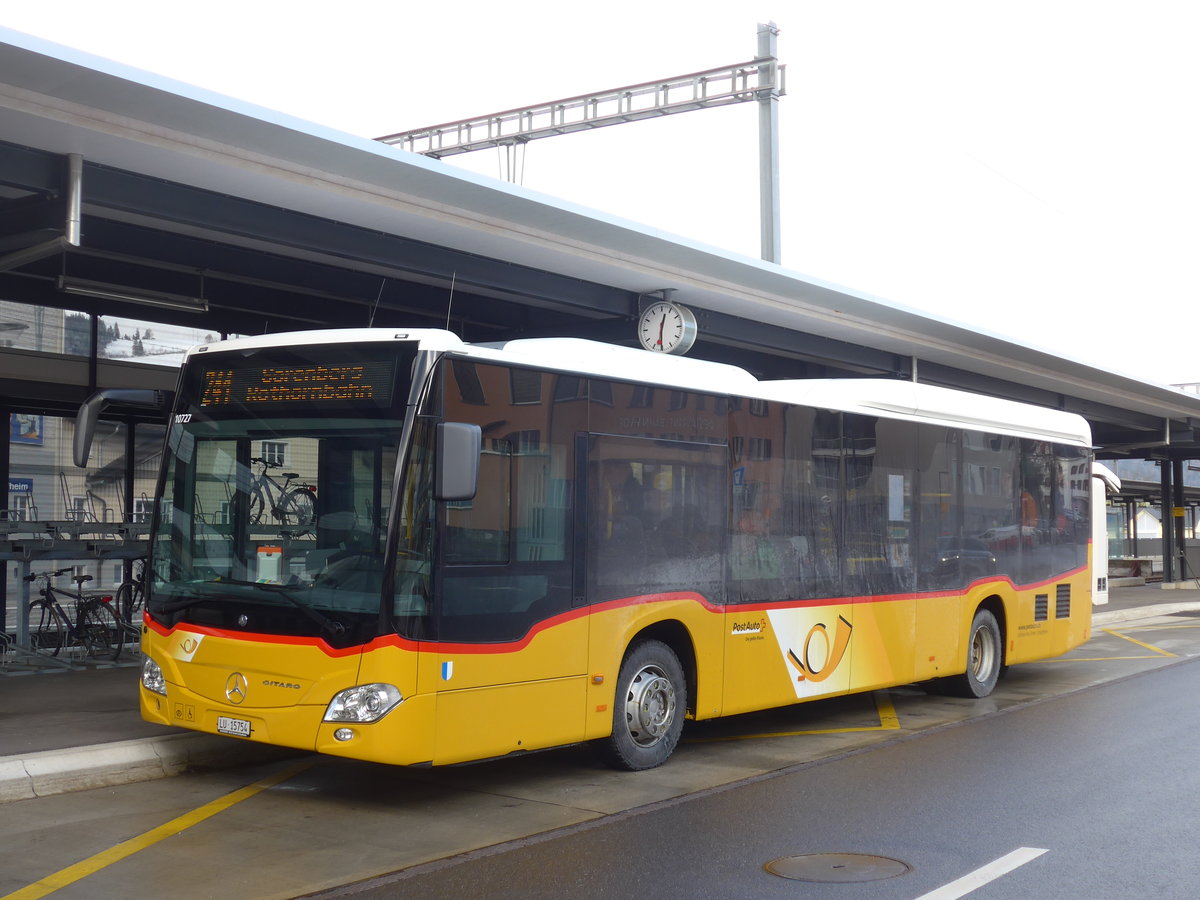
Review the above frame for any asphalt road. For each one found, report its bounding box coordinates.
[4,607,1199,900]
[318,655,1200,899]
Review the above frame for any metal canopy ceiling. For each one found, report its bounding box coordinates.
[1,27,1198,459]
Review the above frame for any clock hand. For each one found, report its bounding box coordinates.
[658,313,666,347]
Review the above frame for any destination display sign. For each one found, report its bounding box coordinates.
[197,359,397,408]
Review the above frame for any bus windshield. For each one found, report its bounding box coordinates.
[147,341,421,647]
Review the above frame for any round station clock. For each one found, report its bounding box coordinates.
[637,300,697,355]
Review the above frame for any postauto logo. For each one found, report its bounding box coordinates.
[786,615,853,684]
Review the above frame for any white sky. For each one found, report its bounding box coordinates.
[6,1,1199,386]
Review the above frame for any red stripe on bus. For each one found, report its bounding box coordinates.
[144,564,1086,657]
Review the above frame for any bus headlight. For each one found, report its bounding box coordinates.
[142,657,167,696]
[323,683,403,723]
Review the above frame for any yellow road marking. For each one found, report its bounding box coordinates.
[1052,655,1174,662]
[1100,628,1176,658]
[2,758,315,900]
[875,690,900,729]
[1047,625,1180,663]
[689,690,900,744]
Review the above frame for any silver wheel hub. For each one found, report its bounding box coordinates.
[623,664,676,747]
[970,624,996,678]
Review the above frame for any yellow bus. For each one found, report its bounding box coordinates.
[116,329,1092,770]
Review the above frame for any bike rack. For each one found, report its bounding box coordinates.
[0,519,149,673]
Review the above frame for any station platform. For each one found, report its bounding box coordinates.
[2,584,1197,803]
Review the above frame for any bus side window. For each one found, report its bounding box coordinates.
[587,436,727,604]
[434,359,580,642]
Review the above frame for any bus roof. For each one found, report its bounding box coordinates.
[189,329,1091,447]
[756,378,1092,447]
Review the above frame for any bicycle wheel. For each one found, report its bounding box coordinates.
[79,600,120,661]
[280,488,316,526]
[28,600,65,656]
[116,580,144,625]
[249,488,266,524]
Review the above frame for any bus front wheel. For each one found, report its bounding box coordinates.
[945,607,1002,698]
[597,640,686,771]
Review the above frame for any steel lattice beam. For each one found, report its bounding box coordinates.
[377,58,785,158]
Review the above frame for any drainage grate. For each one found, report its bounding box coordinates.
[764,853,912,883]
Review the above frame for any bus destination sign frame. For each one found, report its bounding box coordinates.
[198,360,397,409]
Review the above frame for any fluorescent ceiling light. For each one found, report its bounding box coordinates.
[57,275,208,313]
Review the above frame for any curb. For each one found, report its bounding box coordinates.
[0,732,300,803]
[1092,601,1200,628]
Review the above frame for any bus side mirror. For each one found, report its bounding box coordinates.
[436,422,481,501]
[74,389,167,467]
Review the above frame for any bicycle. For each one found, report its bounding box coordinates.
[248,457,317,526]
[116,556,147,631]
[25,569,122,661]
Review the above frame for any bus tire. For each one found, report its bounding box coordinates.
[597,640,686,771]
[946,607,1002,698]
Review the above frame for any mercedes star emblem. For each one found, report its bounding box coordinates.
[225,672,248,704]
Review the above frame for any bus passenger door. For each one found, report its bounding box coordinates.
[581,431,729,724]
[733,406,859,710]
[843,416,918,691]
[428,361,588,764]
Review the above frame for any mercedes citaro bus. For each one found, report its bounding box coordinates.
[78,329,1093,770]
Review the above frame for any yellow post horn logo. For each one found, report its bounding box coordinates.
[787,615,852,683]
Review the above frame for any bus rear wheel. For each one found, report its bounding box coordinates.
[945,607,1002,698]
[597,640,686,771]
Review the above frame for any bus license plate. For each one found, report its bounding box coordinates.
[217,716,251,738]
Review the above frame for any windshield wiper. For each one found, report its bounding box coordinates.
[158,579,346,638]
[240,579,346,638]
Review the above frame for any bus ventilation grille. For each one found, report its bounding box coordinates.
[1056,584,1071,619]
[1034,594,1049,621]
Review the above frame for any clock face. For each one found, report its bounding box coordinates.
[638,301,697,355]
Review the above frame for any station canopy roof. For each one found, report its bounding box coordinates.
[1,27,1198,460]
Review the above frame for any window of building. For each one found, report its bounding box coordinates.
[629,386,655,408]
[260,441,287,466]
[70,495,92,522]
[133,496,155,524]
[8,492,36,521]
[452,359,487,404]
[510,368,542,405]
[748,437,773,461]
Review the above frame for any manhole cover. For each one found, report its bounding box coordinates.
[764,852,912,883]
